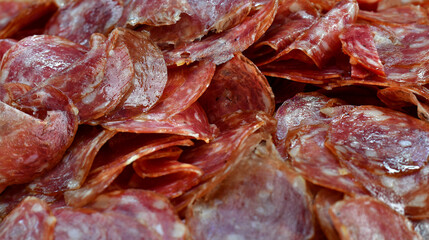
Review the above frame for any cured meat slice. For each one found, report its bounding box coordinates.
[53,207,161,240]
[45,0,123,46]
[274,0,359,68]
[173,111,276,210]
[247,0,320,66]
[313,189,342,240]
[0,38,16,60]
[329,196,421,240]
[0,0,55,38]
[101,29,168,120]
[0,86,78,187]
[326,105,429,174]
[88,189,189,240]
[64,134,193,207]
[131,147,203,198]
[186,140,315,240]
[274,92,344,158]
[288,124,367,195]
[164,0,278,66]
[119,0,190,27]
[339,24,385,76]
[199,53,275,123]
[0,35,87,101]
[0,185,58,220]
[102,102,217,143]
[28,126,116,195]
[147,0,252,45]
[0,197,56,240]
[359,5,429,25]
[413,219,429,239]
[141,60,215,120]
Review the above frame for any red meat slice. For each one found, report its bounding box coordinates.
[359,5,429,25]
[199,53,275,123]
[313,189,342,240]
[330,196,421,239]
[45,0,123,46]
[186,140,315,240]
[0,197,55,240]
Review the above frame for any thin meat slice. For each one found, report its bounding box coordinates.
[288,124,367,195]
[0,0,55,38]
[326,105,429,175]
[247,0,320,66]
[45,0,123,46]
[359,5,429,25]
[147,0,252,45]
[53,207,161,240]
[131,147,203,198]
[186,140,315,240]
[0,35,87,102]
[88,189,189,240]
[274,0,359,68]
[28,126,116,195]
[64,134,193,207]
[199,53,275,123]
[164,0,278,66]
[0,197,56,240]
[330,196,421,240]
[101,28,168,120]
[339,24,385,76]
[0,86,78,187]
[0,38,16,60]
[102,102,218,143]
[313,189,342,240]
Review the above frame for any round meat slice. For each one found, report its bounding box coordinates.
[186,140,315,240]
[329,196,421,240]
[0,197,56,240]
[326,105,429,175]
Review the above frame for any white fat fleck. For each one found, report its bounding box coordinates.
[154,224,164,236]
[322,168,339,176]
[289,2,302,12]
[153,200,167,210]
[363,109,391,121]
[266,182,274,191]
[226,234,246,240]
[410,41,429,49]
[120,196,139,205]
[408,194,428,208]
[256,207,265,214]
[125,154,141,165]
[171,222,186,238]
[365,57,380,68]
[258,191,270,199]
[381,175,395,188]
[335,145,348,154]
[288,146,300,158]
[31,203,43,213]
[399,140,412,148]
[365,149,378,158]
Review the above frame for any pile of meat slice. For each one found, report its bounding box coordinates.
[1,0,429,239]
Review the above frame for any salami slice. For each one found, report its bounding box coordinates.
[45,0,123,46]
[413,219,429,239]
[339,24,385,76]
[164,0,278,66]
[53,207,161,240]
[0,39,16,60]
[28,126,116,195]
[0,35,87,102]
[359,5,428,25]
[0,197,55,240]
[329,196,421,240]
[147,0,252,45]
[0,86,78,187]
[274,0,359,68]
[326,105,429,174]
[288,124,367,195]
[64,134,193,207]
[186,140,315,240]
[199,53,275,123]
[131,147,203,198]
[313,189,342,240]
[87,189,189,240]
[102,102,218,143]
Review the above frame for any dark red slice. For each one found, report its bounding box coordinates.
[0,38,16,60]
[45,0,123,46]
[313,189,342,240]
[186,140,315,240]
[0,197,55,240]
[164,0,278,65]
[28,126,116,195]
[87,189,189,240]
[326,105,429,174]
[330,196,420,239]
[199,53,275,123]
